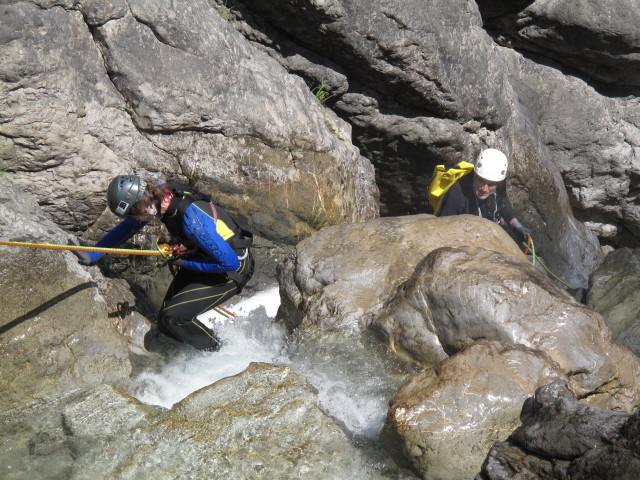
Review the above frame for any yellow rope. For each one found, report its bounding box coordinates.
[522,234,572,289]
[0,240,164,256]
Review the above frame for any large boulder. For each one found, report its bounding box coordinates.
[0,363,400,479]
[477,381,640,480]
[0,0,377,243]
[374,246,640,408]
[381,342,566,480]
[588,248,640,356]
[277,214,526,331]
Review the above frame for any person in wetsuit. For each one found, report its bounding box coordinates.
[74,176,254,352]
[439,148,531,246]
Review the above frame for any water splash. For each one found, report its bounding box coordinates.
[131,286,409,442]
[133,287,286,409]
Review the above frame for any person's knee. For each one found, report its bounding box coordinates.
[158,307,187,338]
[158,308,221,351]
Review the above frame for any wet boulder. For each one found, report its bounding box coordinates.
[381,342,566,480]
[477,381,640,480]
[588,248,640,356]
[277,214,526,332]
[68,363,387,479]
[375,246,640,409]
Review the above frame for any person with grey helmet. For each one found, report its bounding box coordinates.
[73,175,254,352]
[438,148,532,245]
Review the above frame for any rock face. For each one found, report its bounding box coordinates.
[588,248,640,356]
[1,0,377,243]
[381,342,566,480]
[226,0,638,288]
[278,216,640,479]
[375,245,640,479]
[375,246,640,409]
[481,1,640,90]
[3,1,640,479]
[3,0,636,286]
[381,342,564,480]
[0,181,137,410]
[277,214,526,331]
[477,381,640,480]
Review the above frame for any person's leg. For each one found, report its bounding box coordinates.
[158,269,239,351]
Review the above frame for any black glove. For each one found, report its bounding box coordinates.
[167,257,184,268]
[72,250,93,266]
[510,219,532,244]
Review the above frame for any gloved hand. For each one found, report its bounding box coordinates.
[72,249,93,266]
[167,257,184,268]
[510,219,532,244]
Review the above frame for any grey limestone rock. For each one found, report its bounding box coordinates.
[277,214,526,332]
[376,245,640,409]
[588,247,640,356]
[381,342,566,480]
[477,381,640,480]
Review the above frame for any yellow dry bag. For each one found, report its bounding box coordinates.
[427,161,474,215]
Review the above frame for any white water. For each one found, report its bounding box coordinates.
[132,286,405,441]
[133,286,287,410]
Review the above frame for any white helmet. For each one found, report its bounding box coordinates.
[474,149,508,182]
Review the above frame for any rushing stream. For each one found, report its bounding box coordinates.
[0,287,416,479]
[132,286,411,443]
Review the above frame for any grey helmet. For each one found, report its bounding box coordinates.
[107,175,146,217]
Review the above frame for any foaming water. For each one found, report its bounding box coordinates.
[133,286,287,409]
[131,286,408,442]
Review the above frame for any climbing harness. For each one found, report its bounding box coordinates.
[521,233,572,289]
[427,161,475,215]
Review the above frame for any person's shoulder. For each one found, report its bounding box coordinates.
[445,175,467,197]
[184,200,216,220]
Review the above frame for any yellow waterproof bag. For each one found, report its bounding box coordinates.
[427,161,474,215]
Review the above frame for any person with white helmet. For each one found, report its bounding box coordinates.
[439,148,531,244]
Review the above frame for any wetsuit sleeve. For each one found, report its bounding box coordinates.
[438,182,467,217]
[86,218,148,263]
[180,203,240,273]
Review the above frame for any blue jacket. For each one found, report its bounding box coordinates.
[87,203,239,274]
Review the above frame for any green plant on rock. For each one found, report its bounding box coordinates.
[312,80,331,105]
[0,161,13,183]
[218,0,235,20]
[325,122,345,141]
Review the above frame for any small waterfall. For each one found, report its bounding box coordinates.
[131,287,409,442]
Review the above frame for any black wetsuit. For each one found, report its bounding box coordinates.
[157,184,254,351]
[439,174,516,224]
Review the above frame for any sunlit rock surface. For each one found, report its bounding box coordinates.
[0,182,135,410]
[477,381,640,480]
[381,342,565,480]
[376,246,640,409]
[277,214,526,331]
[64,363,400,479]
[588,248,640,356]
[230,0,619,287]
[1,0,377,243]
